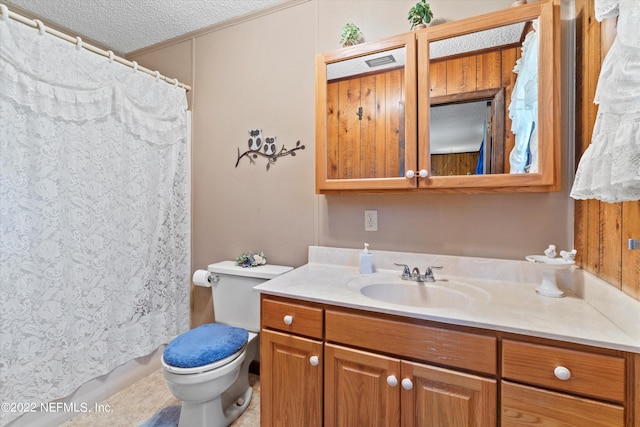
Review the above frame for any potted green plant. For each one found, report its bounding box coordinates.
[408,0,433,30]
[340,23,363,47]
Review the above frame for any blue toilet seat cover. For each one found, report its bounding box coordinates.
[163,324,249,369]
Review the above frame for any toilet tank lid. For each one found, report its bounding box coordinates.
[207,261,293,279]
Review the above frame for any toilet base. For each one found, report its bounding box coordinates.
[178,386,252,427]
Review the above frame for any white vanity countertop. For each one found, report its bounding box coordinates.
[254,247,640,353]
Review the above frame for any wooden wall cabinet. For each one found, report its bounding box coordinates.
[260,295,637,426]
[315,1,560,193]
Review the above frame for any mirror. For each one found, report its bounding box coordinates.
[429,20,535,176]
[418,1,558,190]
[326,47,407,180]
[316,33,417,191]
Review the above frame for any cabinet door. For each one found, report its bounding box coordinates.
[416,1,560,192]
[325,343,401,427]
[260,329,323,427]
[316,33,418,192]
[401,361,497,427]
[502,381,624,427]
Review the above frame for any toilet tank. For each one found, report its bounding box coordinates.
[207,261,293,332]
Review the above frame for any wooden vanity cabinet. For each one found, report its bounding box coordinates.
[261,295,497,427]
[260,295,636,427]
[324,341,497,427]
[260,298,324,427]
[324,309,497,427]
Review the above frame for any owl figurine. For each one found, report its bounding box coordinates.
[264,137,277,156]
[248,129,263,151]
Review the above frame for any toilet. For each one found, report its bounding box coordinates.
[162,261,293,427]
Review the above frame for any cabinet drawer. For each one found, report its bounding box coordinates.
[502,381,624,427]
[326,309,497,375]
[262,297,323,339]
[502,340,625,403]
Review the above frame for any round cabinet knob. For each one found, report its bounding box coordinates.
[309,356,319,366]
[401,378,414,390]
[554,366,571,380]
[405,170,415,179]
[419,169,428,178]
[387,375,398,387]
[283,315,293,325]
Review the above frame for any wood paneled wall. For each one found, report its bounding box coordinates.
[574,1,640,300]
[327,68,405,179]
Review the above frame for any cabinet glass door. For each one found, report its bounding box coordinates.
[417,1,559,191]
[316,34,417,192]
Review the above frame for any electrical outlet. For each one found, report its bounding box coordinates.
[365,210,378,231]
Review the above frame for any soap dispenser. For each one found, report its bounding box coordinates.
[359,243,373,274]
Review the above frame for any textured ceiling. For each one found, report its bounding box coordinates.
[430,21,527,59]
[431,101,487,154]
[3,0,292,54]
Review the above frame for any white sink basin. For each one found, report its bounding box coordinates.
[347,271,490,309]
[360,282,469,308]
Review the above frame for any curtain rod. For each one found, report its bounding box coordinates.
[0,4,191,92]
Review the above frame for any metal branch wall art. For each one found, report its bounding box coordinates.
[236,129,305,171]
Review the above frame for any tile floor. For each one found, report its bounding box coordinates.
[61,370,260,427]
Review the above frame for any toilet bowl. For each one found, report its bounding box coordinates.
[161,261,292,427]
[161,331,257,427]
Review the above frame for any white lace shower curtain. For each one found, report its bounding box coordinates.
[0,16,190,425]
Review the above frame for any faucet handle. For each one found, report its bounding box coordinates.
[423,265,443,281]
[394,263,411,279]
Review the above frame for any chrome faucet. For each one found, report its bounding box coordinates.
[394,263,442,282]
